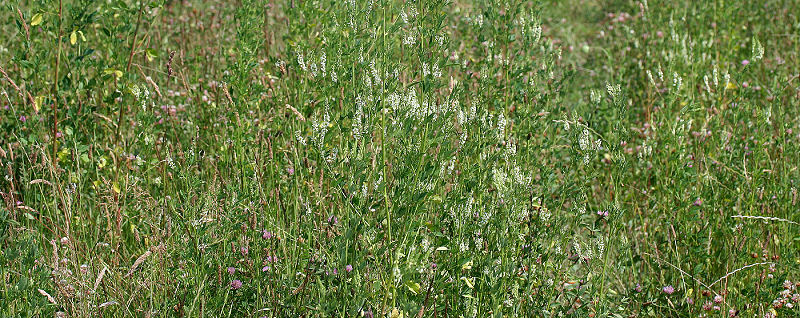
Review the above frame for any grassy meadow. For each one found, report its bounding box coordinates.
[1,0,800,316]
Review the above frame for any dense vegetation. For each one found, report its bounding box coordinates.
[1,0,799,316]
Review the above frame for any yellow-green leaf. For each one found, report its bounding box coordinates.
[460,276,474,289]
[31,13,43,26]
[103,68,123,79]
[405,281,421,295]
[33,96,44,113]
[145,48,158,62]
[389,308,404,318]
[70,31,77,45]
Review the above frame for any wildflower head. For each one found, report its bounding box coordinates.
[741,59,750,66]
[362,309,374,318]
[328,215,339,225]
[262,230,273,240]
[662,285,675,294]
[230,279,243,290]
[227,267,235,275]
[345,264,353,273]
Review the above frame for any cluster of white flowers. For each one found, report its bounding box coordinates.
[606,82,621,98]
[515,13,542,42]
[310,107,331,149]
[638,143,653,159]
[752,37,764,61]
[465,13,484,28]
[422,62,442,78]
[403,30,418,47]
[590,89,601,104]
[492,166,510,196]
[296,52,307,72]
[295,130,307,146]
[400,5,418,24]
[352,95,366,142]
[496,113,507,142]
[130,84,153,111]
[369,60,382,86]
[296,49,338,82]
[578,128,603,165]
[511,165,532,187]
[702,65,730,93]
[387,87,457,122]
[672,72,682,91]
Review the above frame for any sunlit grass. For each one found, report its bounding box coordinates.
[0,0,798,317]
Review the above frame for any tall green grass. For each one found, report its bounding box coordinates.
[0,0,798,317]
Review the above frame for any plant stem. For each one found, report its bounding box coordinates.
[52,0,63,167]
[127,2,146,73]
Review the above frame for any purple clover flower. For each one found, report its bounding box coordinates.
[328,215,339,225]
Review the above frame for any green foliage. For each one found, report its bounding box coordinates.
[0,0,798,317]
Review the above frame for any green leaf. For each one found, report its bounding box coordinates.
[31,13,43,26]
[460,277,474,289]
[33,96,44,113]
[145,48,158,62]
[404,281,421,295]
